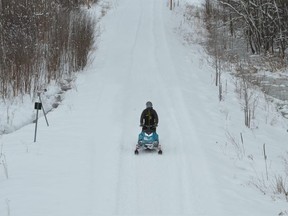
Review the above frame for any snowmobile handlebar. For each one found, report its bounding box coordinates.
[140,124,158,127]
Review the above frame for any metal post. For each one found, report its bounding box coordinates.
[34,102,42,142]
[34,109,39,142]
[38,93,49,127]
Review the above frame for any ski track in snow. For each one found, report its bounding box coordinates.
[92,0,224,215]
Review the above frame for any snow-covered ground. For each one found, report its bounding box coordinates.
[0,0,288,215]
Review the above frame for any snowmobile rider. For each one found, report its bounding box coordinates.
[140,101,158,132]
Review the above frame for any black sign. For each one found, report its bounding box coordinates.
[34,102,42,110]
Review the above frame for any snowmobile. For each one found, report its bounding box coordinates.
[134,125,162,155]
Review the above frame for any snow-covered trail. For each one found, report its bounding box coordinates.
[86,0,223,215]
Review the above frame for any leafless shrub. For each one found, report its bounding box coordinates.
[225,131,245,159]
[233,73,260,128]
[271,175,288,201]
[250,175,268,195]
[250,152,288,202]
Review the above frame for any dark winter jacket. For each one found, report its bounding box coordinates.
[140,107,158,127]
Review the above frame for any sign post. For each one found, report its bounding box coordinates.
[34,102,42,142]
[37,92,49,127]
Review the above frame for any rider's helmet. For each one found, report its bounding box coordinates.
[146,101,153,108]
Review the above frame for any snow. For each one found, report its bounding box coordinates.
[0,0,288,215]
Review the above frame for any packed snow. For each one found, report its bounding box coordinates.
[0,0,288,215]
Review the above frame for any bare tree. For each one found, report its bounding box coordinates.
[217,0,288,58]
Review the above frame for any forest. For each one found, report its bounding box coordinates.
[0,0,98,99]
[200,0,288,127]
[204,0,288,60]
